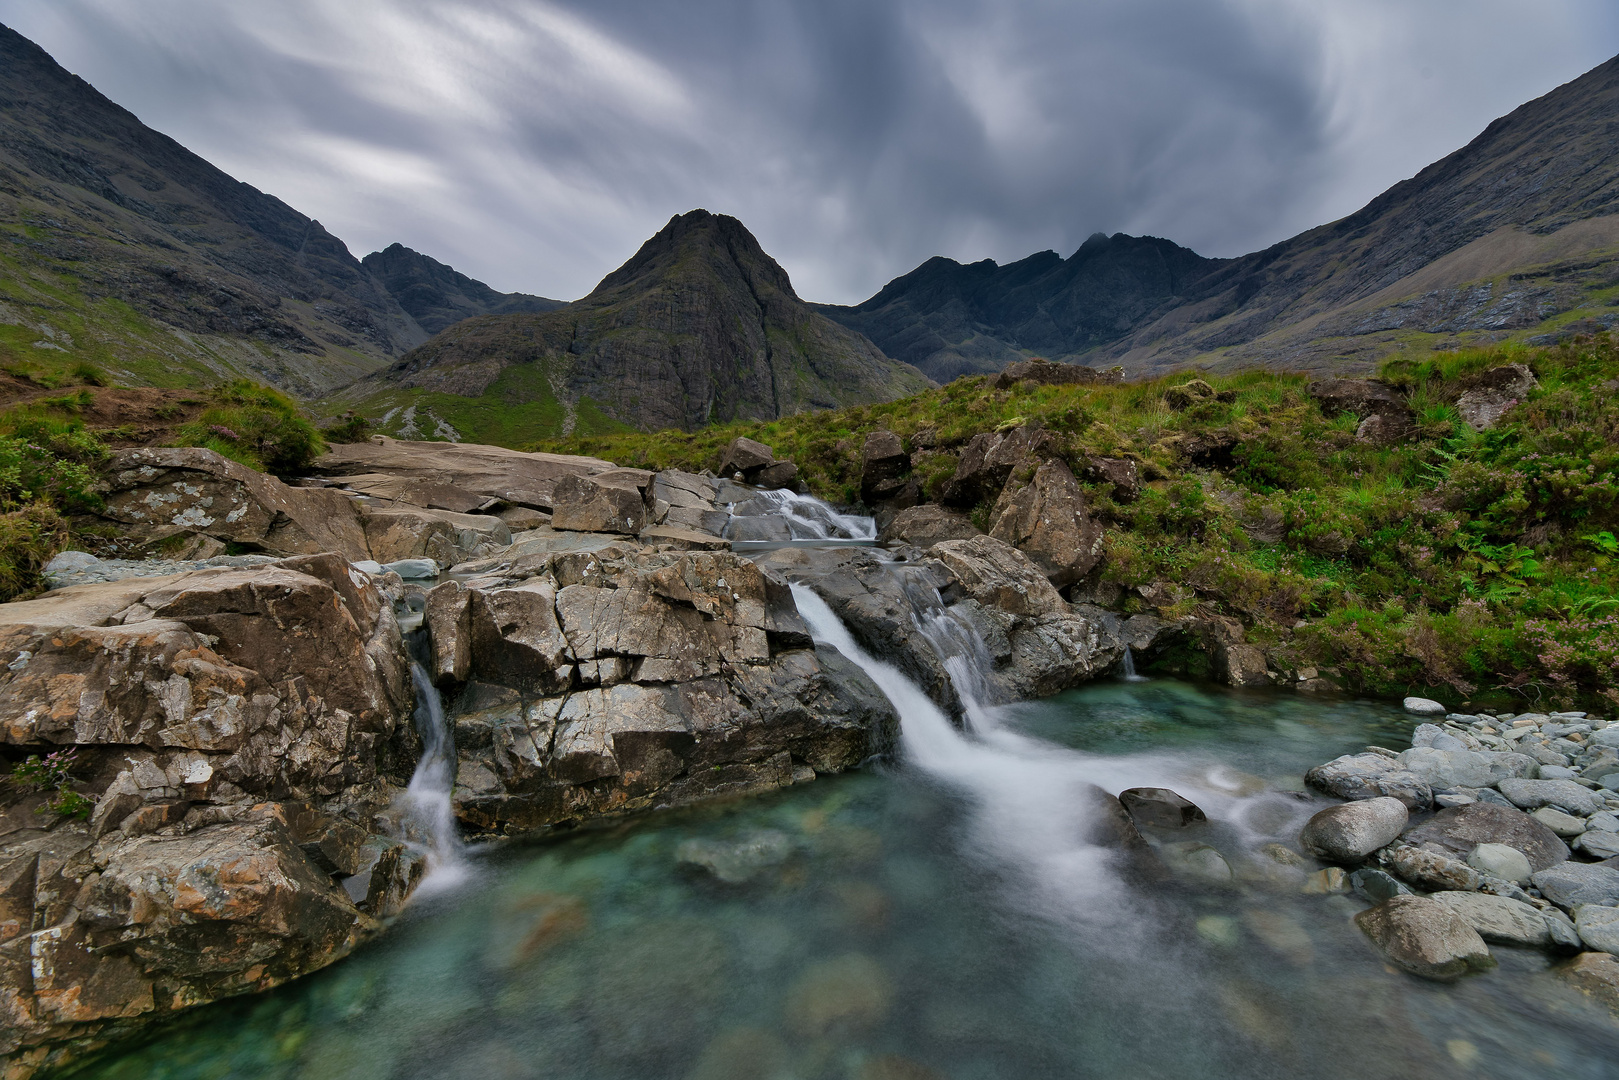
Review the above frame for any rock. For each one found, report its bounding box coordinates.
[1306,379,1414,443]
[1560,952,1619,1015]
[320,473,487,513]
[1081,785,1148,850]
[987,459,1105,587]
[1533,864,1619,909]
[1404,696,1447,715]
[1349,868,1412,903]
[1399,802,1569,872]
[1576,905,1619,955]
[1354,896,1495,981]
[1466,843,1533,884]
[98,447,370,560]
[1579,831,1619,859]
[785,953,893,1038]
[938,425,1051,508]
[551,472,651,534]
[1396,746,1536,790]
[717,437,778,480]
[1119,787,1207,829]
[1456,363,1538,430]
[1305,753,1432,811]
[1161,842,1234,884]
[877,505,982,547]
[1163,379,1225,410]
[753,461,799,490]
[860,430,911,504]
[991,357,1122,390]
[383,558,438,579]
[1531,807,1588,837]
[639,525,732,550]
[676,831,793,884]
[361,505,511,565]
[1301,866,1350,894]
[42,551,98,575]
[1498,778,1606,816]
[313,435,615,510]
[1299,797,1408,863]
[1546,909,1585,951]
[927,535,1066,617]
[1430,891,1551,946]
[1082,457,1140,502]
[1381,844,1483,892]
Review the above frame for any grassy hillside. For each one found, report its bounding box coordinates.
[540,335,1619,710]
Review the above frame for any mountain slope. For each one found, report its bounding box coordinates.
[0,23,425,394]
[336,210,933,440]
[827,53,1619,378]
[361,244,565,334]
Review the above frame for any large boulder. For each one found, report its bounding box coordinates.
[877,505,982,548]
[429,549,896,831]
[362,505,511,565]
[1456,363,1537,430]
[987,459,1105,587]
[0,557,421,1071]
[717,437,778,481]
[927,535,1065,617]
[1299,797,1408,863]
[1305,752,1433,810]
[1400,802,1568,873]
[312,436,615,510]
[1429,892,1551,947]
[98,447,370,560]
[939,425,1052,509]
[860,430,912,505]
[1396,746,1537,791]
[1354,896,1494,981]
[1497,778,1605,816]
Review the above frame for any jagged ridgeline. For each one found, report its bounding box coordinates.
[334,210,934,443]
[821,54,1619,382]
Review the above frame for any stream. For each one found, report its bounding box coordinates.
[56,498,1619,1080]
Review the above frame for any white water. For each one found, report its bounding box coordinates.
[1121,645,1148,681]
[736,488,876,540]
[792,583,1311,935]
[398,661,469,896]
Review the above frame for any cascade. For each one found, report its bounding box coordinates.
[727,487,876,543]
[1120,645,1147,681]
[396,646,469,895]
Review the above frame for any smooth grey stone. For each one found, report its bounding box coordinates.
[1530,807,1587,837]
[1431,891,1550,946]
[1350,868,1412,903]
[1468,843,1532,884]
[383,558,439,579]
[1404,696,1446,715]
[1544,909,1583,950]
[1300,798,1408,863]
[44,550,100,572]
[1498,778,1605,816]
[1532,863,1619,909]
[1538,766,1577,780]
[1576,905,1619,955]
[1578,831,1619,860]
[352,560,385,575]
[1587,811,1619,833]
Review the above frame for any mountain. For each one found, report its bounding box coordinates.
[361,244,565,335]
[0,23,430,395]
[336,210,933,442]
[826,53,1619,378]
[822,234,1221,383]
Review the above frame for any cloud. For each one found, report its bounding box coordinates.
[1,0,1615,303]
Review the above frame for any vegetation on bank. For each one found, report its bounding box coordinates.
[0,375,325,601]
[538,335,1619,711]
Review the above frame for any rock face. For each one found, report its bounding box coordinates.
[0,555,420,1070]
[551,471,652,534]
[1354,896,1494,981]
[1299,798,1408,863]
[987,460,1104,587]
[877,506,982,548]
[99,448,371,560]
[430,548,898,832]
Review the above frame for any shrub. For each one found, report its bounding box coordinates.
[173,380,326,475]
[0,502,70,602]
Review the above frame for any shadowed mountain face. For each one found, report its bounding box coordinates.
[356,210,932,438]
[361,244,565,335]
[827,53,1619,379]
[0,23,429,394]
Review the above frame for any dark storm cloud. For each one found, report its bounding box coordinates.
[2,0,1616,303]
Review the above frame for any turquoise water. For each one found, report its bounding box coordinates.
[61,680,1619,1080]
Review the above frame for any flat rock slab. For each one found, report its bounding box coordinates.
[1430,891,1550,946]
[314,436,615,509]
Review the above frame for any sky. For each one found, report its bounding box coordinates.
[2,1,1617,305]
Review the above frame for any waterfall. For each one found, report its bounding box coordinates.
[730,488,876,541]
[396,658,468,895]
[1120,645,1147,682]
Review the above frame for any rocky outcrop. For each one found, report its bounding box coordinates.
[987,459,1104,587]
[1305,378,1416,446]
[99,448,371,561]
[0,554,421,1072]
[312,436,616,511]
[877,505,981,548]
[1456,363,1538,430]
[423,548,897,832]
[718,438,799,490]
[552,470,653,534]
[991,358,1123,390]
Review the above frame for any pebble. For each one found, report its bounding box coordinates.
[1529,807,1587,837]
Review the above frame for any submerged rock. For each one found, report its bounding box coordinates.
[1354,896,1494,981]
[1119,787,1207,829]
[676,831,793,884]
[1299,797,1408,863]
[1560,951,1619,1016]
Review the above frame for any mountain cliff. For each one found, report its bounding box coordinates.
[0,23,430,394]
[361,244,565,335]
[826,53,1619,378]
[339,210,933,441]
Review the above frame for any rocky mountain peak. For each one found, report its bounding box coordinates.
[589,209,799,304]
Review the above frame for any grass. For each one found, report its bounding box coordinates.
[537,333,1619,710]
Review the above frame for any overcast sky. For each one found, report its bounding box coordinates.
[3,1,1616,304]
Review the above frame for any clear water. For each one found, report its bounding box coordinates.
[60,678,1619,1080]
